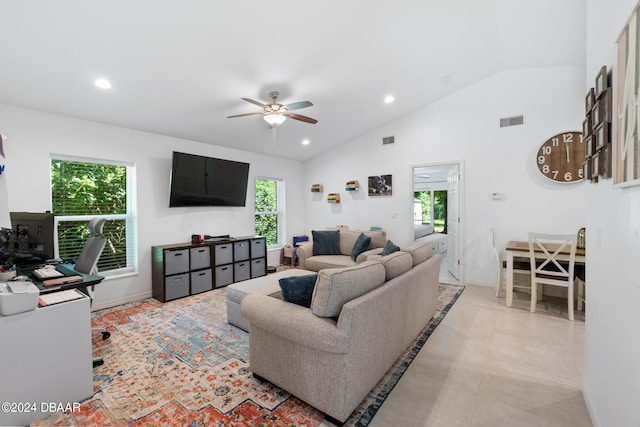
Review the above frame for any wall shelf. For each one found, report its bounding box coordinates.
[327,193,340,203]
[345,180,360,191]
[311,183,324,193]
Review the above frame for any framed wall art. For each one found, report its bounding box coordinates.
[615,2,640,187]
[368,174,392,196]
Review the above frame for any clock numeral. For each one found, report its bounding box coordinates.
[542,165,550,173]
[542,146,552,155]
[562,133,574,143]
[564,172,573,181]
[578,169,584,178]
[552,170,559,179]
[551,137,559,147]
[538,155,546,164]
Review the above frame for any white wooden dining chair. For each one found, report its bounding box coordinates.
[492,228,531,298]
[528,232,577,321]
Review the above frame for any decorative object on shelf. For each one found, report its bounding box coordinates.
[327,193,340,203]
[311,183,323,193]
[368,174,393,196]
[345,180,360,191]
[584,65,613,183]
[615,6,640,187]
[535,131,585,183]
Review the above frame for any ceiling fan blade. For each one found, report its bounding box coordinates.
[285,100,313,110]
[286,112,318,124]
[241,97,267,108]
[227,112,264,118]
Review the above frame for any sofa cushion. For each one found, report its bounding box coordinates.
[379,251,413,281]
[304,255,356,271]
[351,233,371,261]
[401,241,433,266]
[312,230,341,256]
[279,274,318,308]
[311,261,386,318]
[339,229,387,256]
[381,239,400,256]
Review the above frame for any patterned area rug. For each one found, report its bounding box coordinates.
[33,283,464,426]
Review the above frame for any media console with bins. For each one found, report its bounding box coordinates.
[152,236,267,302]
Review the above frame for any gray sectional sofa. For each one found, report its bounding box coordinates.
[241,241,442,424]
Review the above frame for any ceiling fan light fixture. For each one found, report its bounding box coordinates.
[263,113,286,125]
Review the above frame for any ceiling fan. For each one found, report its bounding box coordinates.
[227,91,318,126]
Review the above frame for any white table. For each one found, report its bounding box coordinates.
[505,240,586,307]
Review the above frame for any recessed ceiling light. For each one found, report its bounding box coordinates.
[95,79,111,89]
[384,95,395,104]
[302,139,310,145]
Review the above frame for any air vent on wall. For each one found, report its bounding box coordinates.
[382,136,395,145]
[499,115,524,128]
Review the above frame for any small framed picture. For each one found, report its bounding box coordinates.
[601,143,612,179]
[595,122,609,150]
[583,158,593,181]
[585,88,596,112]
[583,114,592,137]
[602,87,612,122]
[585,136,594,157]
[593,100,602,125]
[595,65,608,98]
[592,151,600,177]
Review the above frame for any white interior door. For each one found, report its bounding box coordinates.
[446,167,460,279]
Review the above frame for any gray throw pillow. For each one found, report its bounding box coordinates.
[312,230,341,256]
[351,232,371,261]
[381,239,400,256]
[279,274,318,308]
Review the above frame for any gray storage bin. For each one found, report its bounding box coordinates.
[215,243,233,265]
[251,238,266,259]
[191,269,212,294]
[165,273,190,300]
[234,240,250,261]
[251,258,266,278]
[165,249,189,275]
[234,261,251,282]
[215,265,234,287]
[190,246,211,270]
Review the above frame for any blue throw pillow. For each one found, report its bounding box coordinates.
[351,232,372,261]
[279,274,318,308]
[312,230,341,256]
[381,239,400,256]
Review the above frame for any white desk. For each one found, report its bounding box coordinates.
[0,295,93,426]
[505,240,586,307]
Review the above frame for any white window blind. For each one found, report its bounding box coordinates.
[51,155,137,275]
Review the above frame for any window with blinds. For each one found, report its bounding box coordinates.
[51,156,137,275]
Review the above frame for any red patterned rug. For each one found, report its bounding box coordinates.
[32,283,463,426]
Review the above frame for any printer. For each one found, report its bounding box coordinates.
[0,281,39,316]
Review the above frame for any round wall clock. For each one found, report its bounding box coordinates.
[536,131,585,183]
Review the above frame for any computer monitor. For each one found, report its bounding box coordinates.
[9,212,55,263]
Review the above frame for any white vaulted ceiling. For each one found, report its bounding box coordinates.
[0,0,585,161]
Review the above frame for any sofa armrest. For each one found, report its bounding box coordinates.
[241,294,349,354]
[355,247,383,263]
[296,242,314,268]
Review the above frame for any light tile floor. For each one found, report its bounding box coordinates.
[365,285,592,427]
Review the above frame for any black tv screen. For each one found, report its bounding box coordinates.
[169,152,250,207]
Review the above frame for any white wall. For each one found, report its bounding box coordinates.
[304,66,587,285]
[584,0,640,426]
[0,104,306,309]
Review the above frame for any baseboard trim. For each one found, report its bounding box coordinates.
[91,290,153,311]
[582,382,601,427]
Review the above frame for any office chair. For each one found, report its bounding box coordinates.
[73,218,110,366]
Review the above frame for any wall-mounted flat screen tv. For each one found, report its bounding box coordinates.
[169,151,250,207]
